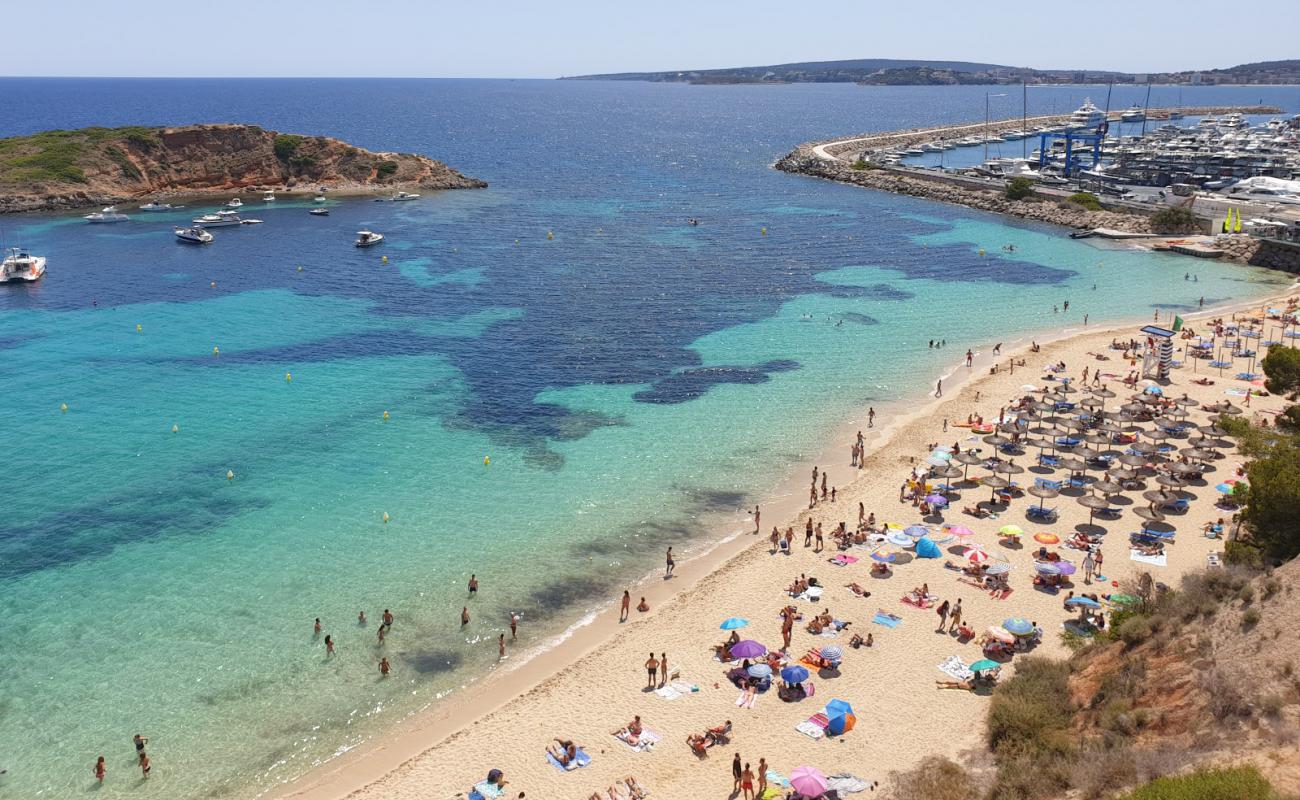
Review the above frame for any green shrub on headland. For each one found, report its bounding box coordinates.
[1067,191,1103,211]
[1116,766,1279,800]
[1151,205,1199,233]
[1005,176,1034,200]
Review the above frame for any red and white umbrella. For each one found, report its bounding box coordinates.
[964,546,990,564]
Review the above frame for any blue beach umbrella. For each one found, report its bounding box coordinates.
[747,663,773,679]
[915,537,942,559]
[1143,385,1163,395]
[1065,597,1101,609]
[824,698,856,735]
[1003,618,1035,636]
[820,645,843,661]
[885,531,913,548]
[720,617,749,631]
[904,525,930,538]
[781,665,810,684]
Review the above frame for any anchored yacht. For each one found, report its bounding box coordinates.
[1,247,46,283]
[355,230,384,247]
[84,206,129,223]
[1069,98,1106,130]
[174,227,214,244]
[191,210,244,228]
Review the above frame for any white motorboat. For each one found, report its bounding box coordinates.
[225,197,244,208]
[191,210,244,228]
[1,247,46,283]
[390,191,420,201]
[919,142,943,153]
[1069,98,1106,130]
[174,226,214,244]
[139,202,175,212]
[262,191,276,202]
[313,194,327,203]
[355,230,384,247]
[1120,105,1145,123]
[309,208,330,216]
[84,205,129,223]
[1167,110,1184,120]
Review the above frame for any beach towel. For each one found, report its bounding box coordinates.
[736,691,758,709]
[937,655,974,682]
[472,781,505,799]
[795,720,826,740]
[1225,388,1248,397]
[817,629,839,638]
[828,554,858,566]
[614,728,661,753]
[1130,549,1167,567]
[669,679,696,694]
[828,774,873,794]
[546,747,591,771]
[872,610,902,628]
[766,770,792,789]
[654,685,683,700]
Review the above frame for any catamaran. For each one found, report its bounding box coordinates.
[0,247,46,283]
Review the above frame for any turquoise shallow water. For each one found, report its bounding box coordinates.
[0,80,1294,798]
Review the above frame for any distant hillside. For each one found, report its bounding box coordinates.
[563,57,1300,86]
[561,58,1018,83]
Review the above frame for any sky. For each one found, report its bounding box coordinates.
[6,0,1296,78]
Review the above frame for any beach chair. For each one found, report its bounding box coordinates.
[1099,507,1121,517]
[1026,505,1057,522]
[1034,478,1063,491]
[1038,454,1060,468]
[1161,498,1190,513]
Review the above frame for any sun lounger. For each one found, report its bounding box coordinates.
[1207,552,1222,569]
[546,747,591,771]
[1026,505,1057,521]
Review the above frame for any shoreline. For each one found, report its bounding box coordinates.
[271,276,1298,800]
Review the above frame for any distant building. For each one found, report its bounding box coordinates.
[1133,73,1148,84]
[1189,73,1203,85]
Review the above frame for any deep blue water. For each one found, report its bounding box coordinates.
[0,79,1294,799]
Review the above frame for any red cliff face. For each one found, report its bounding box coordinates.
[0,123,486,212]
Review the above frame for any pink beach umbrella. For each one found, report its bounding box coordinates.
[945,525,976,540]
[790,765,830,798]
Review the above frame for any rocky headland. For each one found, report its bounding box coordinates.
[0,124,486,213]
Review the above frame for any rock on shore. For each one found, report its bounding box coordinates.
[0,124,487,213]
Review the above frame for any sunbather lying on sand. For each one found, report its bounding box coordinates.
[846,582,871,597]
[548,740,580,766]
[935,679,975,690]
[963,505,993,518]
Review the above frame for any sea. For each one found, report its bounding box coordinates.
[0,79,1294,799]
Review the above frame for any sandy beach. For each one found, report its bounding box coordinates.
[275,286,1297,800]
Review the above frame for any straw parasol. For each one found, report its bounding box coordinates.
[1156,474,1185,489]
[1134,507,1166,522]
[1093,480,1124,495]
[1116,454,1148,467]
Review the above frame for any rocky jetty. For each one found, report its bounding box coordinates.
[0,124,486,213]
[1214,234,1300,272]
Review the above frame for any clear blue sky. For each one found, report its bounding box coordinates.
[7,0,1295,78]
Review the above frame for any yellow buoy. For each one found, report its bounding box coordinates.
[172,423,180,433]
[484,455,491,466]
[136,323,142,333]
[382,255,388,264]
[60,403,68,413]
[382,410,390,421]
[226,469,235,481]
[760,227,767,236]
[547,231,554,240]
[382,511,390,524]
[978,248,986,257]
[213,346,220,356]
[285,372,292,382]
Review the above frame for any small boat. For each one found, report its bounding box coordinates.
[390,191,420,201]
[174,226,213,244]
[355,230,384,247]
[139,202,175,212]
[1120,105,1145,123]
[313,194,327,203]
[84,205,129,223]
[262,191,276,202]
[1,247,46,283]
[309,208,330,216]
[1167,110,1184,120]
[225,197,243,208]
[191,210,243,228]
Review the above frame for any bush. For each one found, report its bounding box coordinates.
[1115,765,1279,800]
[1150,205,1199,233]
[1242,607,1261,627]
[887,756,980,800]
[1261,347,1300,396]
[273,134,305,160]
[124,130,159,150]
[1067,191,1103,211]
[987,658,1074,758]
[376,160,398,178]
[1005,176,1034,200]
[103,145,140,179]
[1241,444,1300,561]
[851,158,878,171]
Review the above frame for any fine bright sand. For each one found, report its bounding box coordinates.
[278,292,1294,800]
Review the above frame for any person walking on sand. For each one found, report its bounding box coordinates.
[732,753,743,794]
[948,599,963,634]
[645,652,659,688]
[1082,550,1096,585]
[935,378,942,398]
[966,349,973,367]
[665,547,675,577]
[809,484,817,509]
[815,523,824,552]
[820,472,828,500]
[753,505,760,533]
[93,755,106,784]
[769,526,780,553]
[660,652,669,687]
[742,762,755,800]
[936,599,950,632]
[620,591,631,622]
[804,519,814,547]
[868,407,875,427]
[510,611,520,639]
[757,757,768,796]
[461,607,470,628]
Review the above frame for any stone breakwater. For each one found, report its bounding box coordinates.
[810,106,1281,160]
[775,146,1158,233]
[1215,235,1300,273]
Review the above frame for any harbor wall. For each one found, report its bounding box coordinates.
[1215,235,1300,272]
